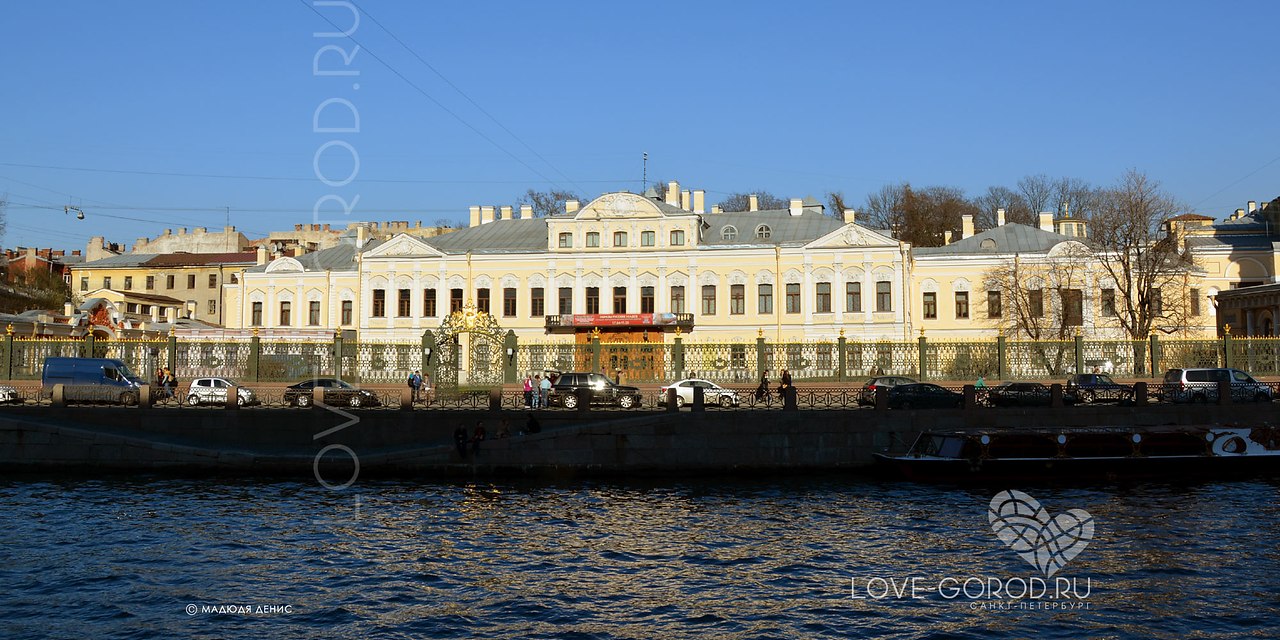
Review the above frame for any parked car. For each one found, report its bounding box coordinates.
[987,381,1077,407]
[0,384,21,404]
[186,377,259,406]
[859,376,919,406]
[547,372,643,409]
[1162,368,1273,403]
[41,357,143,405]
[1065,373,1133,404]
[284,378,380,408]
[886,383,963,410]
[658,379,740,408]
[1066,358,1118,375]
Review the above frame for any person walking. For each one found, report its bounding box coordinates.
[778,368,793,403]
[755,371,770,405]
[539,373,551,408]
[408,370,422,402]
[422,372,432,405]
[523,374,534,408]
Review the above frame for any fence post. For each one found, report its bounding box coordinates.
[1073,333,1084,375]
[503,330,517,384]
[837,332,847,382]
[917,333,927,382]
[83,333,95,359]
[2,325,13,381]
[1223,330,1233,369]
[590,330,602,374]
[248,329,261,382]
[673,332,685,378]
[996,333,1006,380]
[167,328,178,371]
[421,330,438,396]
[755,333,766,380]
[333,332,344,380]
[1149,333,1161,376]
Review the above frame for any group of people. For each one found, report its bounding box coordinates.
[406,370,432,403]
[454,413,542,459]
[154,367,178,400]
[754,368,793,404]
[522,373,552,408]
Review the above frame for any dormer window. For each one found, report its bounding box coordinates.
[586,232,600,247]
[558,232,573,248]
[755,224,772,239]
[721,225,738,241]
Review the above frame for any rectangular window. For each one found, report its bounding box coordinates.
[476,288,490,314]
[640,286,654,313]
[608,286,624,313]
[103,276,112,289]
[80,277,88,291]
[987,290,1002,318]
[251,302,262,326]
[423,289,437,317]
[613,231,627,247]
[208,274,217,288]
[586,287,600,314]
[450,288,464,313]
[208,299,217,315]
[586,232,600,248]
[167,275,175,289]
[123,276,132,290]
[309,301,321,326]
[531,288,545,317]
[1190,288,1201,317]
[558,287,573,314]
[187,274,196,288]
[786,283,801,314]
[1149,288,1163,316]
[701,284,717,315]
[670,230,685,246]
[372,290,386,317]
[145,276,154,290]
[558,233,572,248]
[397,289,411,317]
[1101,288,1116,317]
[846,282,861,313]
[671,286,685,314]
[341,300,353,325]
[641,230,655,247]
[923,292,937,319]
[279,301,292,326]
[1029,289,1044,317]
[503,288,517,317]
[1063,288,1084,326]
[758,284,773,314]
[876,281,892,312]
[955,291,970,319]
[730,284,745,314]
[816,282,831,313]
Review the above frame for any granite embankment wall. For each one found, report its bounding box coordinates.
[1,403,1277,478]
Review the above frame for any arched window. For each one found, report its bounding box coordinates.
[755,224,772,239]
[721,225,738,241]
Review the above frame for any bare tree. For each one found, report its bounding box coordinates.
[1089,170,1195,340]
[1017,174,1057,217]
[826,191,850,219]
[433,218,455,229]
[518,189,586,218]
[717,191,789,212]
[861,183,977,247]
[0,194,7,240]
[982,242,1093,374]
[1053,177,1101,220]
[971,185,1033,228]
[862,183,908,232]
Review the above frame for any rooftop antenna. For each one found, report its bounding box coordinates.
[642,152,648,192]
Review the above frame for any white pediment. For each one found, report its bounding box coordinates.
[576,192,665,220]
[806,223,899,250]
[362,233,445,259]
[265,257,305,273]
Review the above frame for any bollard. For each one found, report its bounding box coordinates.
[875,386,888,412]
[52,383,65,408]
[576,388,591,416]
[225,385,240,410]
[139,384,153,409]
[312,386,325,408]
[963,384,977,410]
[692,385,705,413]
[488,388,502,412]
[1133,381,1148,406]
[1217,379,1232,406]
[783,385,798,411]
[1050,383,1064,408]
[666,387,678,412]
[402,388,415,411]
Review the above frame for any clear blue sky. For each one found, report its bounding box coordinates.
[2,1,1278,250]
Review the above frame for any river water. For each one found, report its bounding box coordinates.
[2,475,1277,639]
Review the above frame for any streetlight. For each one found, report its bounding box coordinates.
[65,206,85,220]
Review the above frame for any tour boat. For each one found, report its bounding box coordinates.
[873,425,1280,481]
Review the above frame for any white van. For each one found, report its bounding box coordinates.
[1162,368,1273,403]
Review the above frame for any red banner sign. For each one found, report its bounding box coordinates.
[562,313,679,327]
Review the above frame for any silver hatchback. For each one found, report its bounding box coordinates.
[187,377,259,406]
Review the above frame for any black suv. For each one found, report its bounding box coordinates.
[1064,373,1133,404]
[547,372,643,409]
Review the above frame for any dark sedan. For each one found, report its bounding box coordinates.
[886,383,963,410]
[858,375,919,406]
[1065,373,1133,404]
[987,381,1077,407]
[284,378,380,408]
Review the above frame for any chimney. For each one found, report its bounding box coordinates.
[72,250,81,256]
[355,225,368,248]
[665,181,680,207]
[748,194,759,212]
[179,228,187,235]
[63,302,73,316]
[944,230,953,245]
[163,229,172,236]
[519,204,533,220]
[1039,212,1054,233]
[693,190,705,214]
[323,224,330,231]
[961,214,975,239]
[500,205,513,220]
[997,208,1006,226]
[680,190,691,211]
[789,198,803,217]
[711,205,722,214]
[194,227,206,234]
[469,206,481,227]
[843,208,856,224]
[1248,200,1257,213]
[256,245,268,265]
[565,200,580,214]
[480,206,495,224]
[296,244,308,256]
[223,226,234,233]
